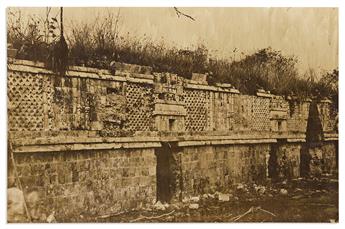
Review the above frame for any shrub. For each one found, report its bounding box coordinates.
[7,10,337,101]
[314,69,338,112]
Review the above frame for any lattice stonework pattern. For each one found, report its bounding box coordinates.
[8,71,44,131]
[252,97,270,131]
[125,82,154,131]
[184,89,208,131]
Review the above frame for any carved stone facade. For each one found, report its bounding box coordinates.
[7,59,338,221]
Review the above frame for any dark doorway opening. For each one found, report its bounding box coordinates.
[300,143,311,177]
[268,143,279,181]
[332,141,339,176]
[155,142,175,203]
[169,119,176,131]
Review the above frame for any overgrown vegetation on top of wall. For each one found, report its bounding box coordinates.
[7,9,338,109]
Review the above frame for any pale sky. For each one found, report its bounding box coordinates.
[9,7,338,74]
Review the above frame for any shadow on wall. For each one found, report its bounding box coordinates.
[301,100,327,177]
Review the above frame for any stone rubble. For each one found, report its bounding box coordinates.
[188,203,199,210]
[153,201,166,211]
[280,189,288,195]
[217,193,231,202]
[46,212,57,223]
[7,187,26,223]
[190,196,200,202]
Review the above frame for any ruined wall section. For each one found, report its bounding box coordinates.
[12,148,157,222]
[270,96,289,132]
[7,59,339,220]
[100,80,127,135]
[317,100,338,134]
[175,144,270,198]
[232,95,252,131]
[207,91,235,131]
[8,60,313,137]
[308,142,337,176]
[275,143,301,179]
[304,99,338,177]
[48,75,105,132]
[183,84,271,133]
[269,95,310,135]
[183,88,239,132]
[8,60,155,137]
[287,100,310,133]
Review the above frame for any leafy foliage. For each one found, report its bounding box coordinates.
[314,69,339,112]
[208,47,312,96]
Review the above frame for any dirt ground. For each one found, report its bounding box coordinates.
[97,176,338,223]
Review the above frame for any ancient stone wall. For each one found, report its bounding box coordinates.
[300,98,339,178]
[8,70,45,131]
[125,82,154,132]
[318,142,338,175]
[7,59,338,221]
[183,90,272,133]
[317,100,338,133]
[287,101,310,133]
[8,59,313,136]
[10,148,157,222]
[184,88,209,131]
[175,144,270,198]
[274,143,301,179]
[8,60,155,136]
[307,142,338,177]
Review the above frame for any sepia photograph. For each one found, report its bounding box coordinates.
[6,5,339,223]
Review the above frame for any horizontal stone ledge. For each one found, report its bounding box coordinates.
[324,137,338,141]
[271,132,306,139]
[181,134,273,141]
[8,58,46,68]
[11,131,308,146]
[286,138,306,143]
[319,99,332,104]
[66,69,127,82]
[8,63,55,75]
[324,132,338,138]
[126,75,154,85]
[8,60,154,84]
[10,131,273,145]
[11,136,162,147]
[152,111,187,116]
[69,70,154,84]
[184,83,240,94]
[153,99,184,106]
[178,138,277,147]
[9,58,147,76]
[13,142,162,154]
[256,92,273,98]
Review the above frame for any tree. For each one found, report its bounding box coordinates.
[208,47,307,96]
[314,69,338,112]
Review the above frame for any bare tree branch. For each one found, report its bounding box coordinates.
[174,7,195,21]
